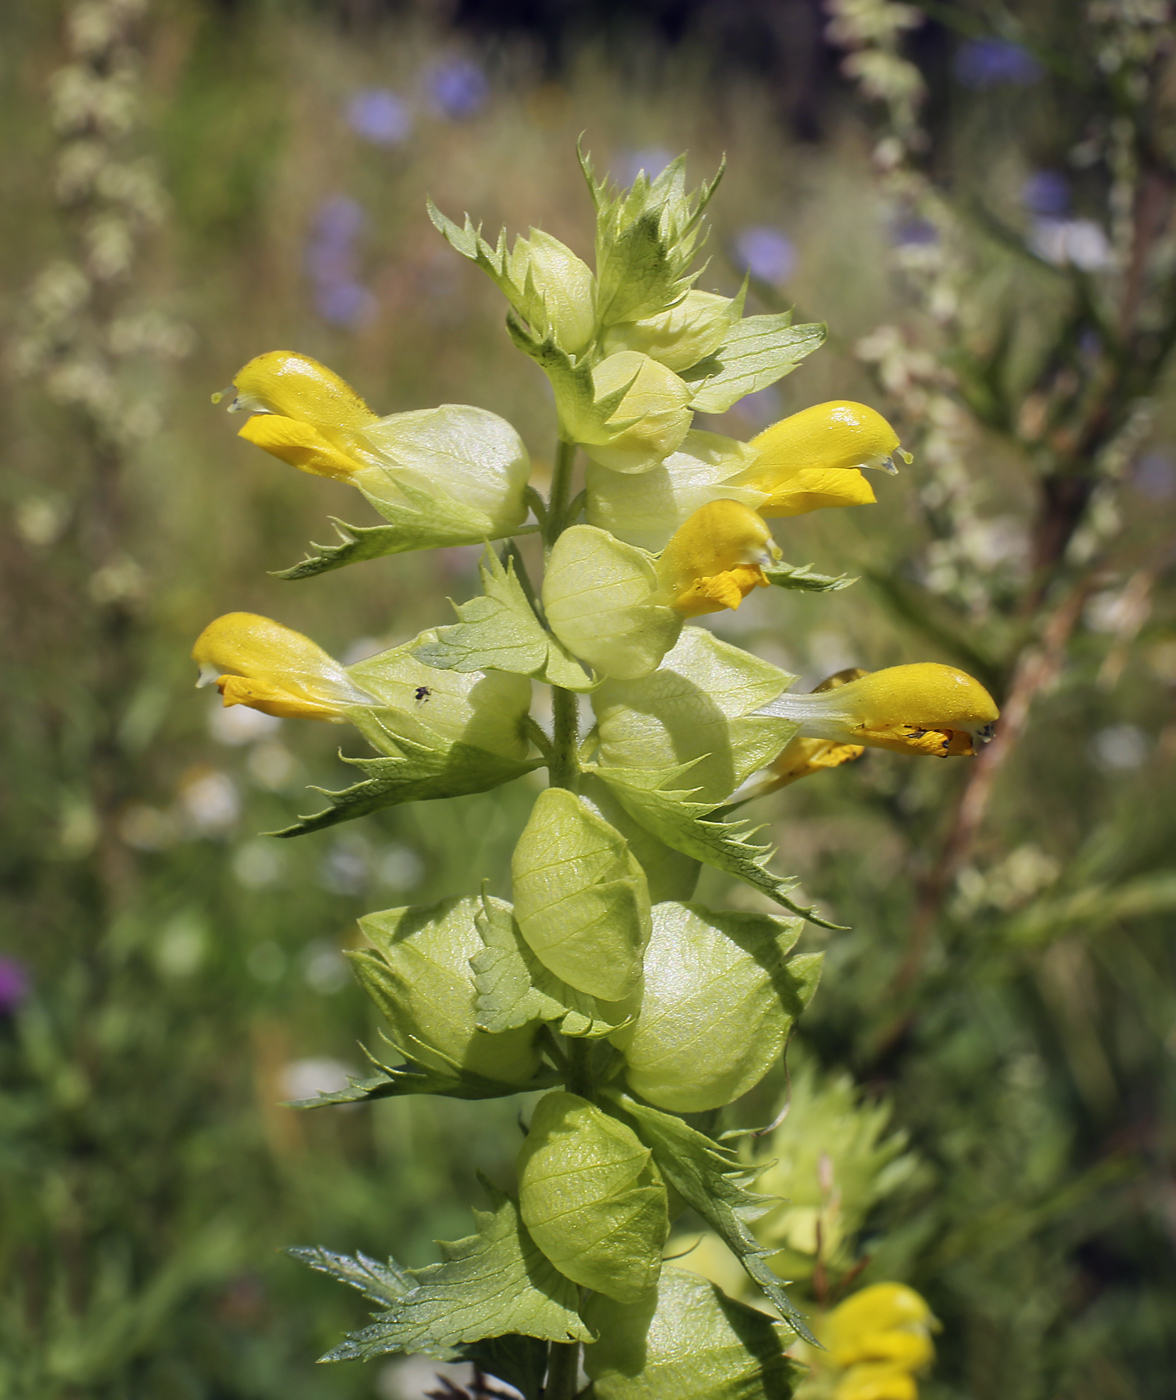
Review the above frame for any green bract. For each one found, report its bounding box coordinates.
[517,1091,669,1302]
[593,626,797,805]
[602,289,743,374]
[351,896,545,1087]
[584,1267,801,1399]
[511,788,651,1001]
[610,902,822,1112]
[543,525,680,681]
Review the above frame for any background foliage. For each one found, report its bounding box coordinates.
[2,1,1174,1396]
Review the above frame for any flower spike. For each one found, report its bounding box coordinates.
[759,662,998,757]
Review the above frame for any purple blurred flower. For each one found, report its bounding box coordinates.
[312,195,366,248]
[1133,451,1176,501]
[891,216,938,247]
[734,227,796,284]
[612,147,673,188]
[426,59,488,119]
[0,957,30,1013]
[315,279,376,328]
[306,196,376,328]
[954,38,1042,89]
[346,88,413,145]
[1022,170,1069,217]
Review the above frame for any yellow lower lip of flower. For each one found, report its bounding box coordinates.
[671,562,769,617]
[754,465,877,518]
[238,413,363,480]
[834,1362,919,1400]
[853,724,980,758]
[216,675,346,722]
[770,736,865,785]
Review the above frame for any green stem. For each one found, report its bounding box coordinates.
[544,1338,582,1400]
[546,435,581,795]
[545,437,577,548]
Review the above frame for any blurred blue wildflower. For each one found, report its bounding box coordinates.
[891,216,938,247]
[425,58,488,119]
[734,226,796,284]
[1022,170,1069,217]
[1133,450,1176,501]
[954,38,1042,89]
[346,88,412,145]
[613,146,673,187]
[306,196,376,328]
[0,957,30,1013]
[1030,217,1111,272]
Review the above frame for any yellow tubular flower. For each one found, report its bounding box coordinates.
[192,612,372,722]
[656,499,782,618]
[738,401,906,518]
[825,1283,938,1400]
[215,351,380,481]
[759,663,999,758]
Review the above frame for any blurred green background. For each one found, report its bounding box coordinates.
[2,1,1175,1396]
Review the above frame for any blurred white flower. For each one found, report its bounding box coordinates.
[1030,217,1112,271]
[208,700,282,745]
[232,839,285,888]
[301,940,351,994]
[280,1056,358,1102]
[178,768,239,834]
[376,844,425,891]
[1093,724,1148,770]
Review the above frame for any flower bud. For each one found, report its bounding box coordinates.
[518,1091,668,1302]
[508,228,596,355]
[192,612,371,722]
[219,350,378,429]
[825,1283,937,1376]
[351,896,544,1086]
[610,902,822,1112]
[602,290,738,373]
[759,663,999,758]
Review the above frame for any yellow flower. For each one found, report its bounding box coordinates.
[192,613,371,722]
[740,401,906,518]
[760,662,998,758]
[824,1283,938,1400]
[217,350,378,481]
[216,351,531,550]
[656,499,782,618]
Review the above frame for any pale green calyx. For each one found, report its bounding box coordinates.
[610,901,822,1112]
[593,625,798,805]
[586,429,758,551]
[543,524,681,681]
[511,788,652,1001]
[602,289,742,373]
[350,896,545,1087]
[518,1091,669,1302]
[578,352,693,474]
[347,629,534,763]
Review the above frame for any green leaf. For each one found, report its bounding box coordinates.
[605,1091,816,1345]
[288,1247,413,1308]
[318,1182,591,1362]
[684,316,826,415]
[518,1092,669,1303]
[763,561,857,593]
[511,788,652,1000]
[584,1267,804,1399]
[611,902,822,1113]
[288,1046,557,1107]
[273,518,430,581]
[352,896,546,1087]
[414,548,595,691]
[292,1245,551,1395]
[270,738,541,838]
[472,893,638,1039]
[591,763,841,930]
